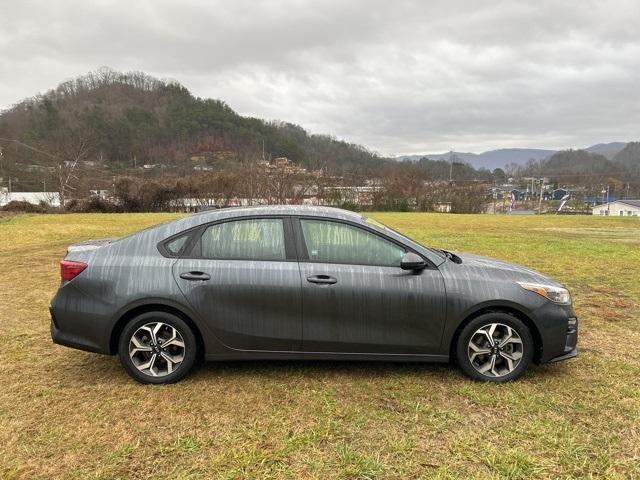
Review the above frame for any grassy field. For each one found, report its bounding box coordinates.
[1,212,639,479]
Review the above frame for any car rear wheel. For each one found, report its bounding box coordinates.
[118,311,197,384]
[455,312,533,382]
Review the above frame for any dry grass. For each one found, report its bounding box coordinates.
[1,212,639,479]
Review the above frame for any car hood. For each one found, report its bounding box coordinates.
[449,251,562,287]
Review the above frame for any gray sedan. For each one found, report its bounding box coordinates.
[50,206,577,383]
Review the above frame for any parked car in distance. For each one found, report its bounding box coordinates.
[51,206,577,384]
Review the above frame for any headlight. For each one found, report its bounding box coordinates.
[518,282,571,305]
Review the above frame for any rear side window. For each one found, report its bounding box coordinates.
[300,219,405,267]
[165,234,190,255]
[200,218,286,261]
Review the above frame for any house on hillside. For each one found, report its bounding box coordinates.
[89,189,111,200]
[552,188,569,200]
[592,200,640,216]
[511,189,525,201]
[552,186,586,201]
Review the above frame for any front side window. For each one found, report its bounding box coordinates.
[301,219,405,267]
[201,218,285,261]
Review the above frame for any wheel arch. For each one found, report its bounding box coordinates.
[109,302,205,360]
[449,305,543,364]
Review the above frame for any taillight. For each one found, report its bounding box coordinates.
[60,260,87,281]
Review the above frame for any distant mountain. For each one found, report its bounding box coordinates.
[397,148,556,170]
[397,143,629,170]
[585,142,628,159]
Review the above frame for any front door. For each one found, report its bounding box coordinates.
[296,218,446,354]
[173,216,302,351]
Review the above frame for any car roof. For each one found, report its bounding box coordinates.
[191,205,364,223]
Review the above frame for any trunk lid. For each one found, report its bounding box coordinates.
[66,238,117,255]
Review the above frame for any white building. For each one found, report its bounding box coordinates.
[593,200,640,217]
[0,189,61,207]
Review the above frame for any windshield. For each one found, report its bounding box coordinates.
[361,215,446,259]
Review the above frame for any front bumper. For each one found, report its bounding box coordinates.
[538,311,578,363]
[530,299,579,363]
[548,316,578,362]
[549,347,577,363]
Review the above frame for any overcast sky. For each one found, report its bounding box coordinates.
[1,0,639,155]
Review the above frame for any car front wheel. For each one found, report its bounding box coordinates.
[118,311,197,384]
[456,312,534,382]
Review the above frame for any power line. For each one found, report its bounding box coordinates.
[0,137,58,159]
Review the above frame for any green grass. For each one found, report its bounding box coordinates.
[1,212,639,479]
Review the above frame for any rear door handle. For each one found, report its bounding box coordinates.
[180,271,211,281]
[306,274,337,285]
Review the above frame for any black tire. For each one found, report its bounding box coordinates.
[118,311,197,384]
[455,312,534,383]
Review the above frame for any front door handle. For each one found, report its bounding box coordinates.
[180,271,211,281]
[306,274,337,285]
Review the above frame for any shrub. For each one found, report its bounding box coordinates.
[67,197,120,213]
[1,201,50,213]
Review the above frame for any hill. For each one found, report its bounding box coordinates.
[613,142,640,173]
[541,149,613,175]
[0,68,385,184]
[585,142,628,159]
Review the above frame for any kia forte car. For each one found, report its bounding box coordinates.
[50,206,577,384]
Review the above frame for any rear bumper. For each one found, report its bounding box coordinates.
[49,298,111,355]
[50,317,106,354]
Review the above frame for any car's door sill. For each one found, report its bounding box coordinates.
[205,351,449,362]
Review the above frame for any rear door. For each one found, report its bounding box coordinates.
[295,218,446,354]
[172,216,302,351]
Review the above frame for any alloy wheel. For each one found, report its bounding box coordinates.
[129,322,186,377]
[467,323,523,377]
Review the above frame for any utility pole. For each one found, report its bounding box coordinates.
[538,178,544,214]
[531,177,535,207]
[606,185,610,215]
[449,153,453,183]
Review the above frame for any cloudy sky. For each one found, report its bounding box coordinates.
[1,0,639,155]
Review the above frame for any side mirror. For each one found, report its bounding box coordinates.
[400,252,427,270]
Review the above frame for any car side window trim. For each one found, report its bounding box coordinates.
[291,216,435,268]
[161,214,435,268]
[180,215,297,262]
[157,226,202,258]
